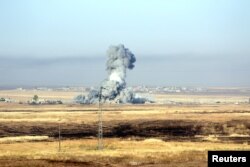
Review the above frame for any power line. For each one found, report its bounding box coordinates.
[58,119,61,152]
[97,87,103,150]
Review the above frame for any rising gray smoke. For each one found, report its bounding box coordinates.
[75,44,152,104]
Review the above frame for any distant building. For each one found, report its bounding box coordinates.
[16,87,23,91]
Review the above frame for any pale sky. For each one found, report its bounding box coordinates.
[0,0,249,87]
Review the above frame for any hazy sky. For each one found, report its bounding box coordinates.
[0,0,249,87]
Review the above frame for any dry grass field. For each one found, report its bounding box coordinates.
[0,90,250,166]
[1,138,250,167]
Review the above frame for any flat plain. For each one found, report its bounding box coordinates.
[0,89,249,167]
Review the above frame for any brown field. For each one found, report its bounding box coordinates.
[0,90,250,166]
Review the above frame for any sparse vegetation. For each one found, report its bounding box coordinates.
[0,90,249,166]
[0,136,49,144]
[0,138,249,167]
[33,95,39,102]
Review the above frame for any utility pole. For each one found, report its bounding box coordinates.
[58,119,61,152]
[98,87,103,150]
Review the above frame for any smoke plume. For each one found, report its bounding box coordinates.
[75,44,151,104]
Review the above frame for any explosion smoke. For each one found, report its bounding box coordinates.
[75,44,151,104]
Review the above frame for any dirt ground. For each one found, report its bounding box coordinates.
[0,90,249,166]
